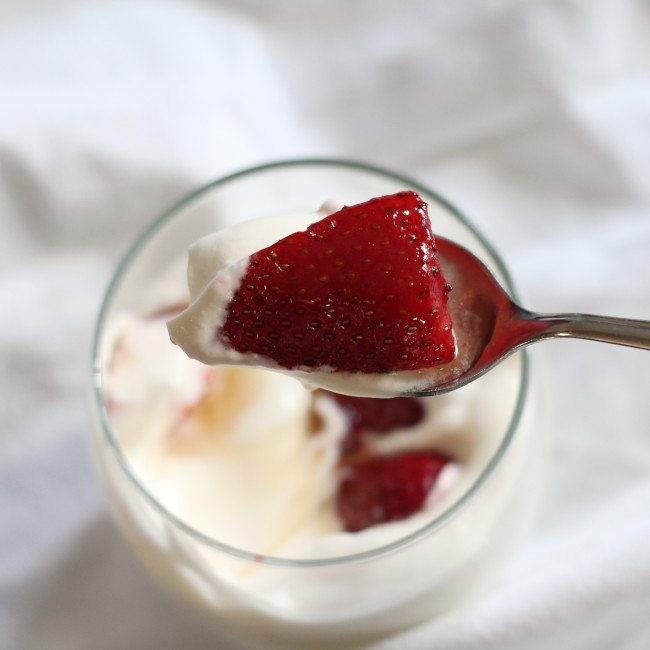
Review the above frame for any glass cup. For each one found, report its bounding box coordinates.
[88,159,546,649]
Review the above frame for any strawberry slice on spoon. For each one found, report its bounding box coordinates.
[168,192,459,395]
[219,191,454,372]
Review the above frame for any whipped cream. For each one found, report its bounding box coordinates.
[167,203,472,397]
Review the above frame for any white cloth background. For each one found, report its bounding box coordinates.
[1,1,650,648]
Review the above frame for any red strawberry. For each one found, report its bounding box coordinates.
[319,391,425,456]
[327,393,425,433]
[336,452,449,532]
[219,191,454,373]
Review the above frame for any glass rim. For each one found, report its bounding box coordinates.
[90,157,529,568]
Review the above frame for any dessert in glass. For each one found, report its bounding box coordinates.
[88,160,546,649]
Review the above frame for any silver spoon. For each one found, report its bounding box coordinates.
[411,236,650,397]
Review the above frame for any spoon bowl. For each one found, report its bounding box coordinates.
[412,237,650,397]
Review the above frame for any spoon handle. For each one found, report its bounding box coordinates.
[526,312,650,350]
